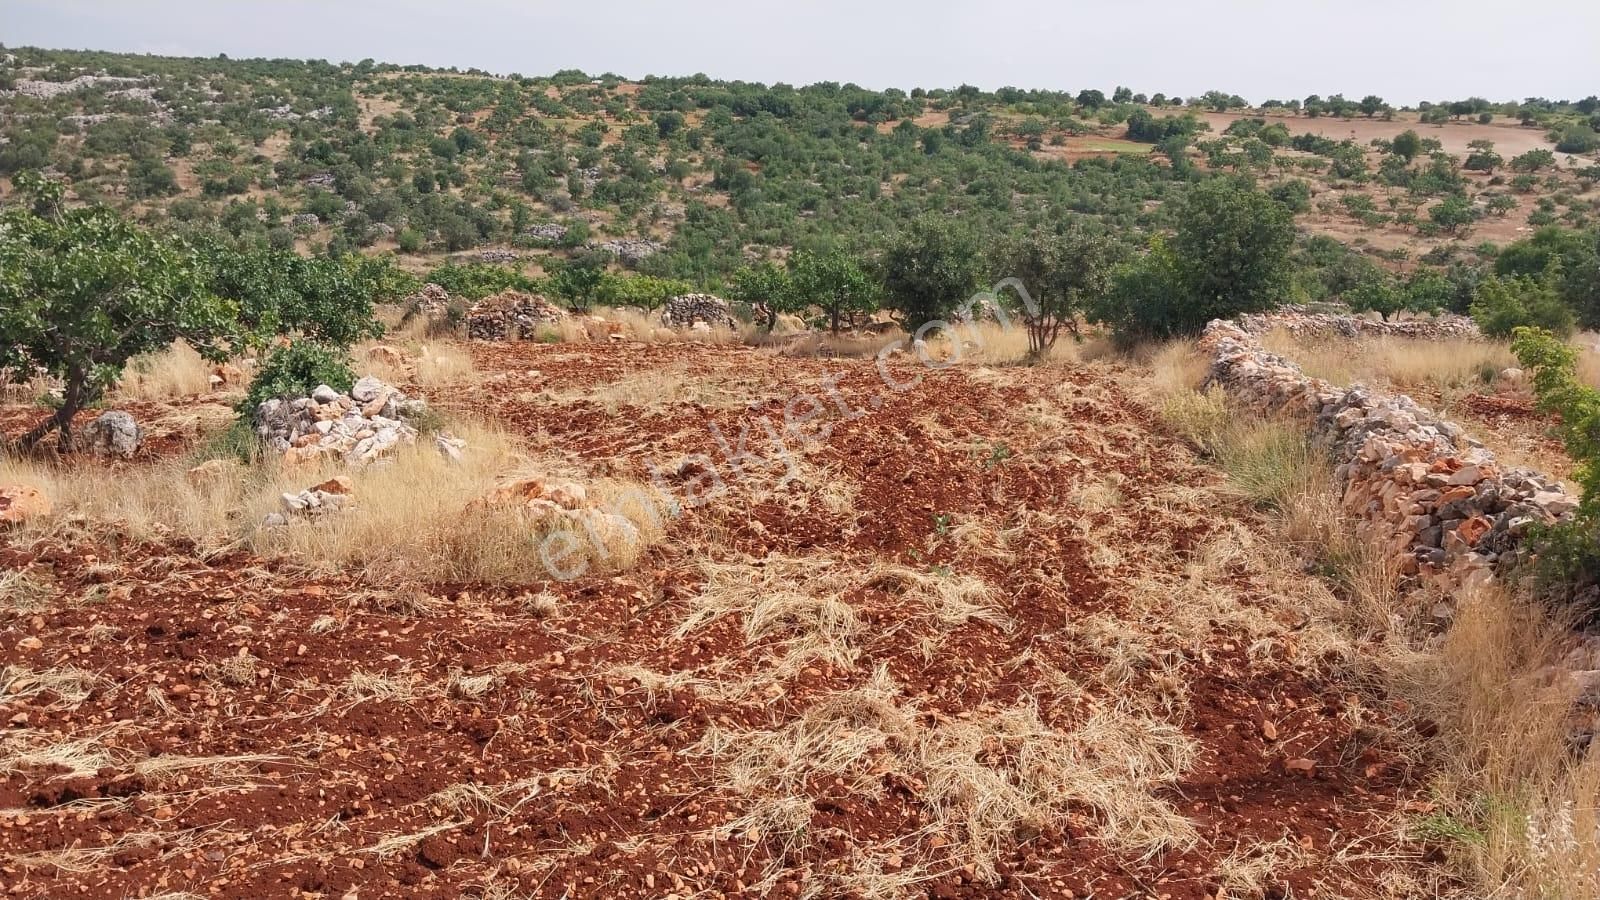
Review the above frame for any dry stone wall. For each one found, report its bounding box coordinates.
[1201,315,1579,600]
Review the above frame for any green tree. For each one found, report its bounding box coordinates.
[1429,195,1479,234]
[0,178,239,450]
[1391,130,1422,163]
[1464,139,1502,173]
[1095,180,1294,341]
[1511,148,1557,172]
[728,262,794,331]
[992,228,1120,356]
[789,248,878,334]
[1470,275,1574,338]
[880,216,984,332]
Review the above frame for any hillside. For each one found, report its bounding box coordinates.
[2,46,1597,291]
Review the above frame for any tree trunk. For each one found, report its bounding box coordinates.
[13,368,84,454]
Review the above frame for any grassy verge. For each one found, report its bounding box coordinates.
[1149,339,1600,897]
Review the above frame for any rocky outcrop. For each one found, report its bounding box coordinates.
[1201,317,1577,598]
[2,75,146,100]
[465,290,568,340]
[660,294,737,330]
[254,376,426,467]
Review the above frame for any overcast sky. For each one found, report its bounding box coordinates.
[4,1,1596,105]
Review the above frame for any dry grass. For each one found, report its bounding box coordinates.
[1,665,103,708]
[354,338,479,392]
[1260,330,1512,395]
[113,341,223,401]
[0,569,54,613]
[1,419,665,585]
[697,666,1197,886]
[1152,337,1600,898]
[679,555,1005,676]
[541,306,758,345]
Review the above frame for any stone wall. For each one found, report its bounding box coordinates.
[1200,316,1578,600]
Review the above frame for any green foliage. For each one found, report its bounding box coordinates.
[199,242,394,348]
[599,273,692,312]
[1268,179,1312,213]
[727,262,794,329]
[1510,149,1556,173]
[992,227,1121,355]
[1391,130,1422,162]
[1429,195,1480,234]
[1554,125,1600,155]
[0,180,239,449]
[1125,109,1202,143]
[1470,275,1573,338]
[880,215,984,331]
[1509,328,1600,588]
[1096,179,1295,342]
[424,261,539,300]
[789,247,878,334]
[547,254,609,312]
[243,340,355,410]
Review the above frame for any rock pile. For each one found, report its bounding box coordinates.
[264,476,356,527]
[254,376,426,466]
[1235,309,1480,341]
[475,249,521,264]
[465,290,569,341]
[290,213,320,229]
[82,411,141,459]
[525,223,568,243]
[404,283,453,320]
[591,239,663,266]
[1201,317,1578,597]
[660,294,737,330]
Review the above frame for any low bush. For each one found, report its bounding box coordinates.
[242,340,354,410]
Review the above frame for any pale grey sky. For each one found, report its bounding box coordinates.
[4,0,1596,105]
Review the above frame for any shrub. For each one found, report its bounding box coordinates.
[1094,180,1294,342]
[1469,275,1574,338]
[1509,328,1600,589]
[242,340,354,411]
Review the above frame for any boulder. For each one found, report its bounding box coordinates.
[186,459,240,486]
[0,485,51,527]
[82,410,141,459]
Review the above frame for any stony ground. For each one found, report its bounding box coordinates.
[0,340,1446,898]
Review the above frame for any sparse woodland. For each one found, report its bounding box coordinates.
[3,42,1600,899]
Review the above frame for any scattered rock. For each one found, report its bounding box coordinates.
[435,432,467,463]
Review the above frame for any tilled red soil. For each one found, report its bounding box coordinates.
[1,341,1440,898]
